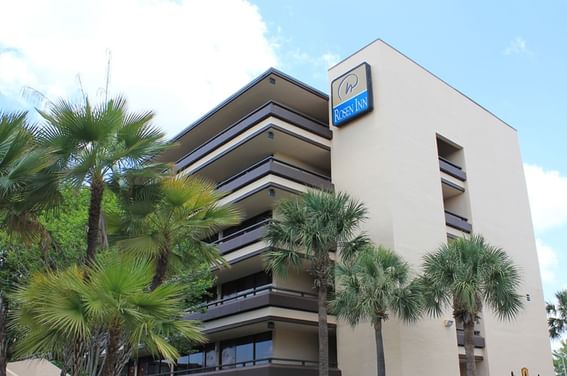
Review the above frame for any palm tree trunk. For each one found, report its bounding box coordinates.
[374,319,386,376]
[102,325,122,376]
[463,319,476,376]
[86,175,104,265]
[0,295,8,376]
[318,283,329,376]
[150,248,170,291]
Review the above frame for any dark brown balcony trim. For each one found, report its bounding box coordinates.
[439,157,467,181]
[445,210,472,233]
[218,157,333,194]
[148,360,341,376]
[176,102,332,172]
[214,221,269,255]
[456,329,486,348]
[203,315,336,335]
[187,287,318,322]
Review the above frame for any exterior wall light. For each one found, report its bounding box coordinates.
[443,319,454,328]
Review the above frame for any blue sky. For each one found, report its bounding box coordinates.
[1,0,566,309]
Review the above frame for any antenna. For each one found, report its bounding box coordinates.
[105,49,112,102]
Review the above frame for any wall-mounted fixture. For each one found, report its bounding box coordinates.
[267,130,274,139]
[268,188,276,198]
[443,319,454,328]
[267,321,275,330]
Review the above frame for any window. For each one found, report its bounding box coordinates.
[220,271,272,300]
[220,332,273,368]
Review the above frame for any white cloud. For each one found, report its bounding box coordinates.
[503,36,533,56]
[0,0,278,136]
[524,164,567,234]
[536,237,559,284]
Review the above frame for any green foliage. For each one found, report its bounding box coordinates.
[108,173,240,288]
[547,290,567,339]
[421,234,523,322]
[553,340,567,376]
[264,190,370,286]
[331,245,423,326]
[11,252,203,374]
[38,96,170,188]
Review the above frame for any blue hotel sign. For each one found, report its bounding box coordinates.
[331,62,373,127]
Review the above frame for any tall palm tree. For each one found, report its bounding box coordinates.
[11,253,203,376]
[109,173,241,290]
[421,234,523,376]
[38,96,169,264]
[547,289,567,339]
[330,246,423,376]
[264,190,369,376]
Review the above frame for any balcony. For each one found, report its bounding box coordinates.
[456,329,486,348]
[445,210,472,233]
[187,285,318,322]
[217,157,333,195]
[212,218,270,256]
[439,157,466,182]
[177,102,332,173]
[146,358,341,376]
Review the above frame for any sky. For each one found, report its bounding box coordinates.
[1,0,566,331]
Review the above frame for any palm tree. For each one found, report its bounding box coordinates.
[38,96,170,264]
[421,234,523,376]
[0,111,59,376]
[330,246,423,376]
[547,289,567,339]
[109,173,240,290]
[264,190,369,376]
[11,253,203,376]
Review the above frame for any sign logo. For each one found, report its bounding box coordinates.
[331,62,373,127]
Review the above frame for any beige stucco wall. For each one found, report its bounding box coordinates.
[272,267,315,293]
[273,326,319,362]
[329,40,553,376]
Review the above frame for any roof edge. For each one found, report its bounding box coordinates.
[171,67,329,142]
[329,38,517,132]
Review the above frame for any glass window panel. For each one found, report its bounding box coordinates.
[205,348,217,369]
[188,351,203,369]
[236,342,253,367]
[255,339,272,362]
[221,345,235,368]
[176,355,189,371]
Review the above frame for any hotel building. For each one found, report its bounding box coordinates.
[134,40,553,376]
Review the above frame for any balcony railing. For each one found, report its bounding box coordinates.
[212,218,270,255]
[176,102,332,172]
[439,157,466,181]
[445,210,472,233]
[197,284,316,310]
[147,357,341,376]
[186,285,318,322]
[216,156,333,194]
[456,328,486,348]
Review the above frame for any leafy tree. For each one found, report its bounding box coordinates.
[11,253,203,376]
[38,96,170,264]
[109,173,240,290]
[421,234,523,376]
[264,190,369,376]
[547,290,567,339]
[331,246,423,376]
